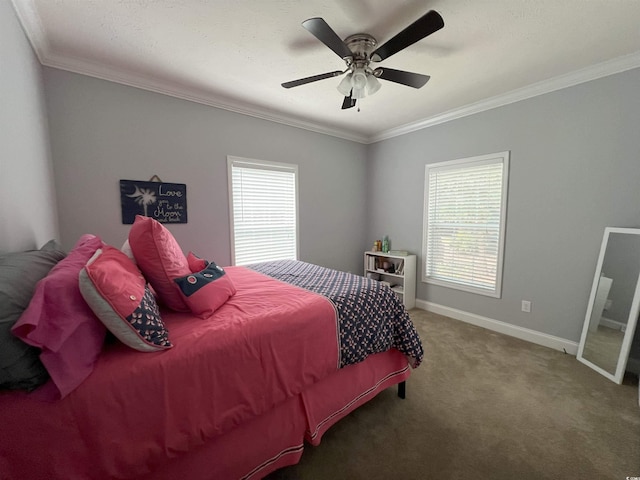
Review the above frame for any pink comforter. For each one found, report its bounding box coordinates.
[0,267,339,479]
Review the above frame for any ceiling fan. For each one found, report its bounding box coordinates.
[281,10,444,110]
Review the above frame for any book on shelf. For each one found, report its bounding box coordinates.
[367,256,380,271]
[389,250,409,256]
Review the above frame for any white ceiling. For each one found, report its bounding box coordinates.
[13,0,640,143]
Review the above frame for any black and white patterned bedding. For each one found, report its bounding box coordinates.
[247,260,424,368]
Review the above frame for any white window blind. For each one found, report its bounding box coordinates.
[228,157,298,266]
[423,152,509,298]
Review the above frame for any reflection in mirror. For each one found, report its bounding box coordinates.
[582,275,618,374]
[577,228,640,384]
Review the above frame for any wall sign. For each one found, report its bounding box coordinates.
[120,179,187,224]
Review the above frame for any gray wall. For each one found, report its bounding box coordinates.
[0,1,58,253]
[6,2,640,347]
[43,69,368,273]
[366,67,640,342]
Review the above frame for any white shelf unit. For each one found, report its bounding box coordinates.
[364,251,416,309]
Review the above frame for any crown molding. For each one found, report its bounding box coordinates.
[369,51,640,143]
[42,53,371,144]
[13,1,640,146]
[11,1,368,144]
[11,0,50,62]
[42,49,640,146]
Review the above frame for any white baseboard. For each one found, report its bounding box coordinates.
[416,299,579,355]
[599,317,626,331]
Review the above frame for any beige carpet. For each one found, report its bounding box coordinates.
[266,309,640,480]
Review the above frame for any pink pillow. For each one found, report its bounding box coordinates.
[79,247,172,352]
[128,216,190,312]
[187,251,208,273]
[12,234,106,400]
[174,259,236,319]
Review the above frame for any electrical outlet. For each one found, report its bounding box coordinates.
[521,300,531,313]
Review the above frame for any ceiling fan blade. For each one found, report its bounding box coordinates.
[375,67,430,88]
[370,10,444,62]
[302,18,353,59]
[341,92,356,109]
[281,70,343,88]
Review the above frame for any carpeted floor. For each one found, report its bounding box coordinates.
[266,309,640,480]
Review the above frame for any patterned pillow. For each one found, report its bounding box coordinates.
[128,216,191,312]
[174,259,236,319]
[79,246,172,352]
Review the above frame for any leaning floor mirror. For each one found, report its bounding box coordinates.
[577,227,640,384]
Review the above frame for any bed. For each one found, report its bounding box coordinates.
[0,227,423,480]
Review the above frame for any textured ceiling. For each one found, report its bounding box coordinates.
[12,0,640,143]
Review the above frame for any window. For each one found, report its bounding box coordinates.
[228,156,299,266]
[422,151,509,298]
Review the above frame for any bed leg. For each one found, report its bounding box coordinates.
[398,381,406,399]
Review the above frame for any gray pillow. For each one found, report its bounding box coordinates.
[40,239,65,252]
[0,242,66,391]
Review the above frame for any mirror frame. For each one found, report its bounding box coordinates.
[577,227,640,384]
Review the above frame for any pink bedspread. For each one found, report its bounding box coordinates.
[0,267,339,479]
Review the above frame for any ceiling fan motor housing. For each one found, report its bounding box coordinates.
[344,34,377,71]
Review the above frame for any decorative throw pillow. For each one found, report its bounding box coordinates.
[128,215,191,312]
[187,251,209,273]
[0,242,66,391]
[79,246,172,352]
[12,234,106,400]
[174,259,236,319]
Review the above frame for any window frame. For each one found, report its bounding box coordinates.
[421,151,510,298]
[227,156,300,266]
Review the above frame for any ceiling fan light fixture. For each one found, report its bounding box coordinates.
[351,68,368,90]
[352,85,366,100]
[366,74,381,96]
[337,73,353,96]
